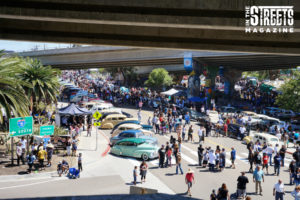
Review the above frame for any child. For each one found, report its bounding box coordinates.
[210,189,217,200]
[57,161,63,177]
[78,153,82,171]
[133,166,137,185]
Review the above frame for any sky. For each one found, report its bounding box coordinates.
[0,40,72,52]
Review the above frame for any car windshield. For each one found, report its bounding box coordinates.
[270,138,278,142]
[137,142,145,145]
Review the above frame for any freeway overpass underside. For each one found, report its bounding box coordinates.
[0,0,300,54]
[19,46,300,71]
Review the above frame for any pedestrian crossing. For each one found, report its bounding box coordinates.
[147,137,295,171]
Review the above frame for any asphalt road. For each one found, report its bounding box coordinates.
[0,107,296,200]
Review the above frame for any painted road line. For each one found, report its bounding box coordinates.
[150,157,176,166]
[127,158,175,194]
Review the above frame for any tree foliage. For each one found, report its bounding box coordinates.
[19,58,61,112]
[275,71,300,112]
[104,67,137,86]
[242,70,281,81]
[0,55,30,122]
[145,68,173,90]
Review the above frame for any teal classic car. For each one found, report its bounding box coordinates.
[110,138,159,160]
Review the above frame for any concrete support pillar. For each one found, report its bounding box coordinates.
[223,68,242,104]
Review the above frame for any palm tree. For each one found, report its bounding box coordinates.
[0,54,30,123]
[19,58,60,114]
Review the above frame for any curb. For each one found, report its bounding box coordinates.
[0,171,57,182]
[98,129,111,157]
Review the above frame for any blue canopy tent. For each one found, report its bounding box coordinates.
[58,103,92,116]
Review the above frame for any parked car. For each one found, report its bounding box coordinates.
[110,138,159,160]
[227,123,249,140]
[264,107,282,117]
[182,108,208,122]
[244,131,280,147]
[111,120,150,134]
[291,120,300,131]
[110,129,157,146]
[275,110,296,119]
[111,124,153,137]
[207,110,219,124]
[90,103,114,113]
[101,114,128,129]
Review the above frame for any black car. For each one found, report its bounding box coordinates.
[228,124,249,140]
[182,108,208,122]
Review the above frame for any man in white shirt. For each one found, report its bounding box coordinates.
[208,150,216,172]
[198,127,203,144]
[16,143,24,165]
[266,144,274,166]
[239,126,246,139]
[273,179,285,200]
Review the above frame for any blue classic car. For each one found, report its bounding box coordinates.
[110,138,159,160]
[110,129,157,146]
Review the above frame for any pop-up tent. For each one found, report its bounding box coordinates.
[58,103,92,116]
[161,88,180,96]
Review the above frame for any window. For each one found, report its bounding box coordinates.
[119,117,125,120]
[112,118,117,120]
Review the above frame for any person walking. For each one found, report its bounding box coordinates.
[140,161,148,183]
[290,160,296,185]
[158,145,165,168]
[274,153,282,176]
[294,168,300,186]
[208,150,216,172]
[266,144,274,166]
[279,145,286,167]
[237,172,249,199]
[293,147,300,168]
[291,185,300,200]
[185,168,195,197]
[182,125,186,142]
[176,152,184,175]
[273,179,285,200]
[198,144,204,166]
[248,148,254,173]
[217,183,230,200]
[66,137,72,156]
[37,147,47,170]
[16,142,24,166]
[133,166,137,185]
[198,126,204,144]
[26,152,36,173]
[220,148,226,171]
[262,153,269,174]
[231,147,236,169]
[78,153,83,171]
[253,166,264,196]
[87,124,92,137]
[188,125,194,143]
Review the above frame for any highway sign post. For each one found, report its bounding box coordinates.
[9,116,33,165]
[40,125,55,136]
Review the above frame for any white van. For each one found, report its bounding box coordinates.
[249,131,280,147]
[91,103,114,113]
[207,110,219,124]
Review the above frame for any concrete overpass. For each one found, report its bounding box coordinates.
[1,0,300,54]
[18,46,300,72]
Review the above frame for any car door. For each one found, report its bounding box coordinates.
[122,141,135,156]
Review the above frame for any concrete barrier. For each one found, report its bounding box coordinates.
[130,186,158,195]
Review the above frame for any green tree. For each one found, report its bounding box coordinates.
[145,68,173,90]
[19,58,61,113]
[275,71,300,112]
[242,70,281,81]
[0,54,30,123]
[104,67,137,86]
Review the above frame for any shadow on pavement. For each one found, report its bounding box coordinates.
[6,194,202,200]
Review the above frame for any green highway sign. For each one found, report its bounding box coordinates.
[9,116,33,137]
[40,125,55,136]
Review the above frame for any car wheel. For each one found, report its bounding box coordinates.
[141,153,149,161]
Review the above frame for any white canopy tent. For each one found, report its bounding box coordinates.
[161,88,179,96]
